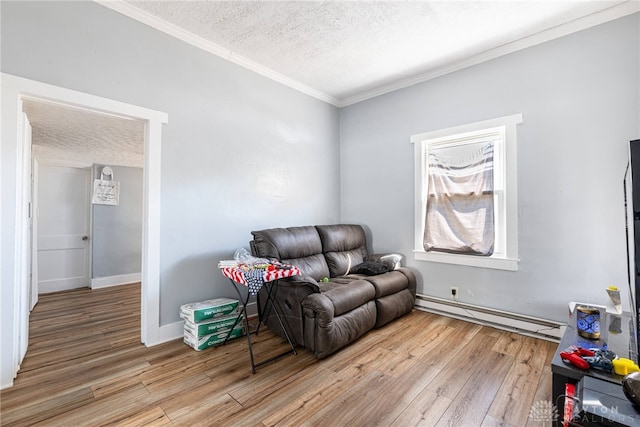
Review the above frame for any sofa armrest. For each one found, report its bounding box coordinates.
[302,293,335,327]
[283,275,321,293]
[365,253,403,270]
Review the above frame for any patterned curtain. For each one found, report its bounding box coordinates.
[423,142,495,256]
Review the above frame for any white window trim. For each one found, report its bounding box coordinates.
[410,113,523,271]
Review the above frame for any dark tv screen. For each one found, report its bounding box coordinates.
[624,139,640,363]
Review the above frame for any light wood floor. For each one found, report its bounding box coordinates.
[1,283,558,426]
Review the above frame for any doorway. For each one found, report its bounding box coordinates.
[1,73,168,388]
[24,98,146,296]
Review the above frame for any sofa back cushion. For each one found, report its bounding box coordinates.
[316,224,368,277]
[251,226,330,281]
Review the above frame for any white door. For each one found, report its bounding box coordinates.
[31,158,39,310]
[17,113,33,365]
[37,165,92,293]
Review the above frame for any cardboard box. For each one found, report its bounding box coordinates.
[184,312,242,337]
[183,325,244,351]
[180,298,239,323]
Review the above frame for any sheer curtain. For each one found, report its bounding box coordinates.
[423,141,495,256]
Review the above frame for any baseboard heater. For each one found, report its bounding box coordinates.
[415,294,566,342]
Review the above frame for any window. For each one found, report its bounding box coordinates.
[411,113,523,271]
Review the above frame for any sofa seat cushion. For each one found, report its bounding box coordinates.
[348,270,409,299]
[319,279,375,317]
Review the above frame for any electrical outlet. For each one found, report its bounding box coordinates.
[450,286,459,300]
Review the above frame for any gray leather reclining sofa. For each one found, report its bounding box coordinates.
[250,224,416,358]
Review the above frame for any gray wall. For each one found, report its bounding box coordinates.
[340,13,640,322]
[92,165,143,278]
[2,1,637,331]
[1,1,340,325]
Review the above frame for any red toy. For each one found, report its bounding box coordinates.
[559,346,595,370]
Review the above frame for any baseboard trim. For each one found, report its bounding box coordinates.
[153,321,184,346]
[415,294,565,342]
[148,295,564,347]
[91,273,141,289]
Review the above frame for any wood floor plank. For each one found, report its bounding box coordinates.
[487,336,548,425]
[260,367,343,426]
[2,354,150,409]
[264,350,388,426]
[91,369,153,400]
[491,332,525,356]
[345,360,442,426]
[393,321,455,359]
[525,341,557,427]
[375,348,422,378]
[376,311,433,351]
[221,359,331,426]
[298,370,396,426]
[320,328,393,373]
[418,321,484,369]
[160,383,243,423]
[140,347,227,390]
[0,387,95,426]
[17,336,115,371]
[14,342,150,387]
[31,383,151,427]
[481,414,517,427]
[425,332,499,400]
[390,388,453,426]
[435,350,514,427]
[104,406,172,427]
[227,349,319,408]
[0,284,558,427]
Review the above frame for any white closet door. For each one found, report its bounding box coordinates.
[37,164,91,293]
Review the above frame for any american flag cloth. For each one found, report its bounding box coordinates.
[220,263,301,296]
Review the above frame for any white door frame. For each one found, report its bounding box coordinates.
[1,73,168,388]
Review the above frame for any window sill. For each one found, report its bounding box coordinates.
[413,250,519,271]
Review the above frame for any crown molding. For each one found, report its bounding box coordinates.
[95,0,341,107]
[339,1,640,107]
[96,0,638,109]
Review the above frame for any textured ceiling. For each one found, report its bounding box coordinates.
[23,100,145,168]
[124,0,634,104]
[25,1,637,163]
